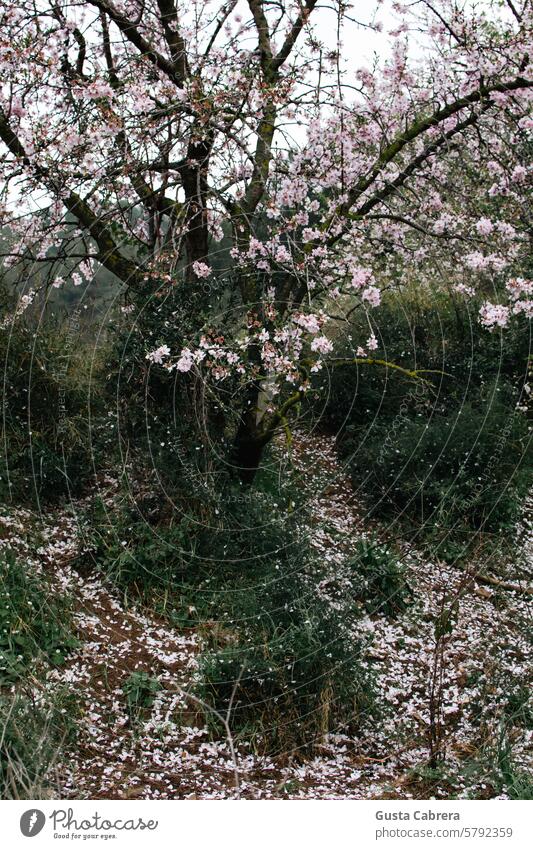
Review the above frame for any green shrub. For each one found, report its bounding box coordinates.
[85,479,376,753]
[0,689,78,799]
[198,596,373,753]
[82,456,302,601]
[315,287,530,431]
[193,496,375,753]
[346,536,412,617]
[346,381,530,538]
[123,671,161,716]
[101,283,239,509]
[0,549,77,684]
[312,289,531,549]
[82,496,196,598]
[0,314,103,504]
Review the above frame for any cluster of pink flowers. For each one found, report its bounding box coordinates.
[479,303,510,330]
[479,277,532,329]
[146,345,171,365]
[310,335,334,355]
[475,218,494,236]
[192,262,211,279]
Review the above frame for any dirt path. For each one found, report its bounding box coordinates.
[2,432,532,799]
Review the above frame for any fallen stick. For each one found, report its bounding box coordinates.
[472,571,533,596]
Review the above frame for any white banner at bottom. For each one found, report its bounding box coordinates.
[1,799,531,848]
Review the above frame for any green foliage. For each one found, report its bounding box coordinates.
[85,479,376,753]
[83,496,196,597]
[346,381,530,538]
[199,601,372,753]
[459,730,533,800]
[497,736,533,800]
[193,496,375,753]
[0,688,78,799]
[318,288,530,428]
[313,289,531,549]
[102,282,241,507]
[0,549,77,684]
[505,687,533,731]
[346,536,412,617]
[82,451,300,600]
[0,311,103,504]
[122,671,161,714]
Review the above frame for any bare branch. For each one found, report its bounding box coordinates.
[155,0,190,82]
[86,0,186,87]
[272,0,318,73]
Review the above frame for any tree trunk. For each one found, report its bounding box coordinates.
[232,384,267,485]
[232,421,265,485]
[181,135,212,280]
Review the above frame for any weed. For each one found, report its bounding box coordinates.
[0,688,78,799]
[346,536,412,617]
[122,671,161,715]
[0,549,77,684]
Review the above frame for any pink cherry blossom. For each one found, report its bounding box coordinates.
[475,218,494,236]
[146,345,171,364]
[479,302,510,329]
[192,262,211,279]
[310,335,334,354]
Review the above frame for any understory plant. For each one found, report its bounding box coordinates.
[0,688,78,799]
[346,536,412,618]
[314,291,531,554]
[85,470,376,754]
[0,548,77,685]
[0,304,104,505]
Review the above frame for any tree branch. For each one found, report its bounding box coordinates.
[86,0,186,87]
[247,0,273,70]
[272,0,318,73]
[0,109,143,287]
[344,75,532,215]
[155,0,190,82]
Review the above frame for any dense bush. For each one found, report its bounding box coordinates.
[0,312,103,504]
[198,579,373,753]
[83,496,196,598]
[0,689,78,799]
[345,536,412,618]
[313,289,532,549]
[347,381,530,535]
[190,495,375,753]
[0,544,78,797]
[316,288,530,432]
[0,548,77,684]
[86,478,375,753]
[102,281,241,504]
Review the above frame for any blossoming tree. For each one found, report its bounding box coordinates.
[0,0,531,480]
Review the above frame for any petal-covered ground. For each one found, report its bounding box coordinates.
[1,432,531,799]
